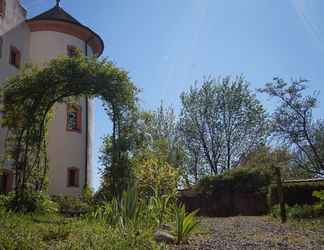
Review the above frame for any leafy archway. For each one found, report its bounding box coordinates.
[0,54,137,197]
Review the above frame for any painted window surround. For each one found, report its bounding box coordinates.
[0,0,5,17]
[66,103,82,133]
[67,167,79,188]
[9,45,21,68]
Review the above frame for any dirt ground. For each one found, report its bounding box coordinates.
[174,216,324,250]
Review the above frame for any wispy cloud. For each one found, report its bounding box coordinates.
[290,0,324,53]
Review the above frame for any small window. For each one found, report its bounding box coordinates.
[67,45,78,57]
[67,167,79,187]
[66,104,81,132]
[0,170,13,194]
[0,0,6,17]
[9,46,21,68]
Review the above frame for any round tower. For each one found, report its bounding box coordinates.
[25,1,104,195]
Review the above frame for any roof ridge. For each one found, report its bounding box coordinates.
[28,5,81,25]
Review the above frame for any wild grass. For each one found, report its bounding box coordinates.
[0,207,166,250]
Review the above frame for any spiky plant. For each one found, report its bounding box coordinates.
[173,204,199,244]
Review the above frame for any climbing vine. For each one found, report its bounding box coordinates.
[0,54,137,199]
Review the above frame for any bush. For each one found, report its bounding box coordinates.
[173,204,199,244]
[82,185,94,204]
[179,168,271,216]
[52,195,89,216]
[2,192,58,214]
[197,167,271,194]
[313,190,324,211]
[271,204,322,219]
[268,181,324,207]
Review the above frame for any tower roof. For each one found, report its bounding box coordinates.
[28,5,81,25]
[26,3,104,56]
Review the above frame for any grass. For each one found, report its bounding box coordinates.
[0,208,167,250]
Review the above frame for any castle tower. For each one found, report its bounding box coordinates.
[0,0,104,196]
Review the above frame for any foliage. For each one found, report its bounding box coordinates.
[133,147,180,199]
[0,53,137,202]
[99,103,182,200]
[259,78,324,175]
[239,145,313,180]
[90,188,141,227]
[148,190,174,226]
[52,195,89,216]
[313,190,324,211]
[81,185,94,204]
[179,76,268,177]
[268,181,324,207]
[2,191,58,214]
[271,204,322,219]
[197,167,271,194]
[99,110,138,200]
[0,210,166,250]
[173,204,199,244]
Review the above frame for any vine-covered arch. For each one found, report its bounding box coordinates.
[1,54,137,195]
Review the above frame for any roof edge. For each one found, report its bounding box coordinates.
[26,18,104,57]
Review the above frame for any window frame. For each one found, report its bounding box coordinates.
[0,0,6,17]
[67,167,80,188]
[9,46,21,68]
[66,104,82,133]
[0,169,13,194]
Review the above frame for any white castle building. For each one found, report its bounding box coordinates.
[0,0,104,195]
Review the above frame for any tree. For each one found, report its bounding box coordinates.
[259,78,324,176]
[239,145,313,180]
[179,76,268,176]
[99,103,182,199]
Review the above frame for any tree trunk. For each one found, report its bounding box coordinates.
[275,166,286,223]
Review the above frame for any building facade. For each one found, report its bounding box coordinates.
[0,0,104,196]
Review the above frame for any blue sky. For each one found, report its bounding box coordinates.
[22,0,324,190]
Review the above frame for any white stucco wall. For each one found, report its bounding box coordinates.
[0,0,29,167]
[0,0,26,36]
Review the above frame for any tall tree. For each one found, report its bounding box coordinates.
[179,76,268,176]
[259,78,324,175]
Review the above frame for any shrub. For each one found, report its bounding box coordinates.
[89,187,141,227]
[82,185,94,204]
[271,204,322,219]
[3,192,58,214]
[52,195,89,216]
[173,204,199,244]
[149,190,175,226]
[133,148,179,199]
[313,190,324,211]
[197,167,271,194]
[268,181,324,207]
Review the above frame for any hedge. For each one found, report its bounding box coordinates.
[179,168,271,216]
[180,167,324,217]
[268,181,324,207]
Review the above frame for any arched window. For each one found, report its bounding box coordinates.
[0,0,5,17]
[67,167,79,187]
[66,104,81,132]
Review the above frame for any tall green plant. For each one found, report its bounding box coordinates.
[173,204,199,244]
[149,190,173,226]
